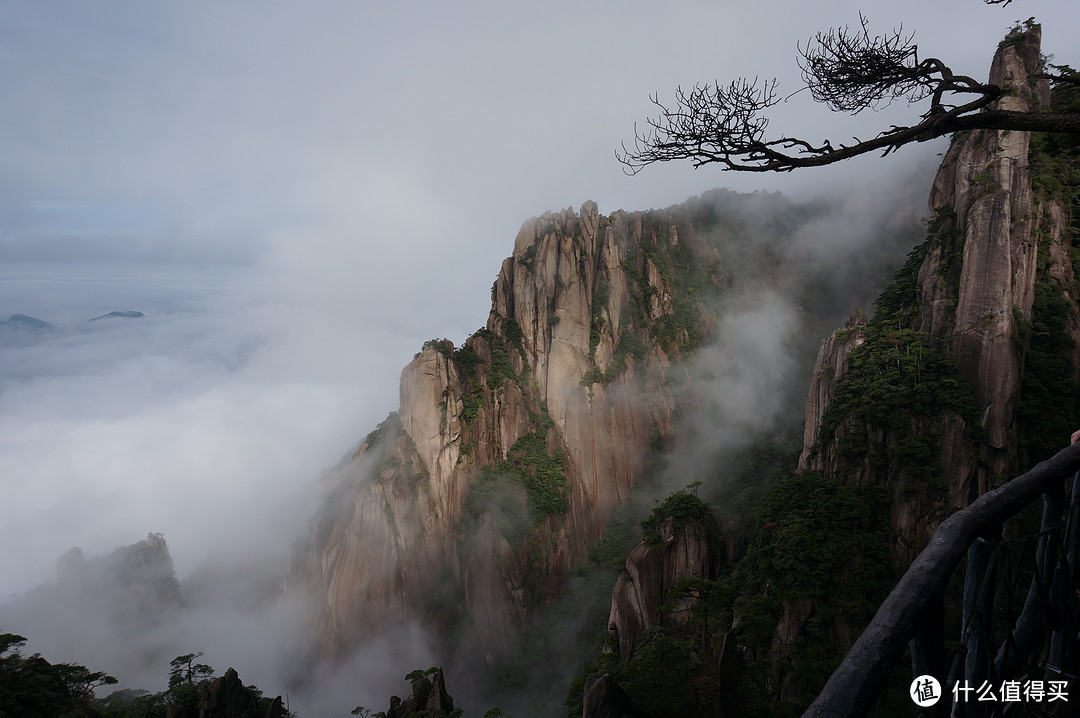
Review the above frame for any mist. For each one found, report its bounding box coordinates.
[4,1,1080,715]
[425,159,937,717]
[0,157,931,717]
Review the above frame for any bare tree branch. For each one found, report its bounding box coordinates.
[799,13,996,115]
[618,17,1079,174]
[799,14,929,113]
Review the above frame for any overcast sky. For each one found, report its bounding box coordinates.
[2,0,1078,602]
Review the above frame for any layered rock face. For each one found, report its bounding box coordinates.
[301,200,724,661]
[604,515,715,661]
[802,27,1075,530]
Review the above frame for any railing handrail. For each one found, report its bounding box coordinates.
[801,442,1080,718]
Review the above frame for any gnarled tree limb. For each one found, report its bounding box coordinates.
[618,17,1078,174]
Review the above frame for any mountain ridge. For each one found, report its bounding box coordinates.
[295,172,929,692]
[574,23,1080,716]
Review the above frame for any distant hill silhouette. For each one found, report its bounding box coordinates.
[0,313,53,331]
[88,310,144,321]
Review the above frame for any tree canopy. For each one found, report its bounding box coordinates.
[0,632,117,718]
[618,14,1080,174]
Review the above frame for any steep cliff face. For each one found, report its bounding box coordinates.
[802,26,1077,551]
[302,199,726,661]
[303,178,925,666]
[798,308,867,460]
[605,511,716,661]
[767,23,1080,706]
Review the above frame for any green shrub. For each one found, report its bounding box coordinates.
[640,488,719,553]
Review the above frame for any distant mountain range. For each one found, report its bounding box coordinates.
[88,310,144,321]
[0,313,54,331]
[0,310,144,332]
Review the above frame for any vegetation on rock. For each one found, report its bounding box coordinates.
[815,215,985,485]
[0,637,289,718]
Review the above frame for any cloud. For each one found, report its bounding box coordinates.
[2,0,1080,713]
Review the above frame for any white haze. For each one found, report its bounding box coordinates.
[655,148,932,499]
[2,0,1080,715]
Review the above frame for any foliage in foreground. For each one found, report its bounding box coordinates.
[0,636,290,718]
[0,631,116,718]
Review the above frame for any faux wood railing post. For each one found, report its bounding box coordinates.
[958,529,1000,718]
[910,596,945,689]
[801,443,1080,718]
[993,483,1064,678]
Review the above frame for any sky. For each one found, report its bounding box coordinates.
[2,0,1079,697]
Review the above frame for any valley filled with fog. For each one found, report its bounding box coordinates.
[4,2,1080,716]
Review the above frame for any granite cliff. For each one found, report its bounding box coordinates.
[573,24,1080,716]
[772,23,1080,708]
[301,200,721,663]
[298,181,924,672]
[604,492,719,662]
[801,24,1077,553]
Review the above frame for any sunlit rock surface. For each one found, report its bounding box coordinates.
[300,199,731,662]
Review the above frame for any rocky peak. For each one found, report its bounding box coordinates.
[301,199,724,662]
[604,513,715,662]
[372,667,456,718]
[191,667,282,718]
[16,532,182,626]
[921,26,1052,477]
[798,308,867,473]
[116,532,184,625]
[56,546,86,585]
[804,25,1073,515]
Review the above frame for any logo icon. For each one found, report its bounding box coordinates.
[911,675,942,707]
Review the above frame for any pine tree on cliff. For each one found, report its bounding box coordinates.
[618,13,1079,174]
[608,12,1080,718]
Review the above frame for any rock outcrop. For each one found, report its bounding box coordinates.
[204,669,279,718]
[371,668,457,718]
[300,189,927,668]
[605,515,715,661]
[302,200,722,662]
[581,672,632,718]
[803,25,1075,539]
[798,308,867,466]
[166,667,282,718]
